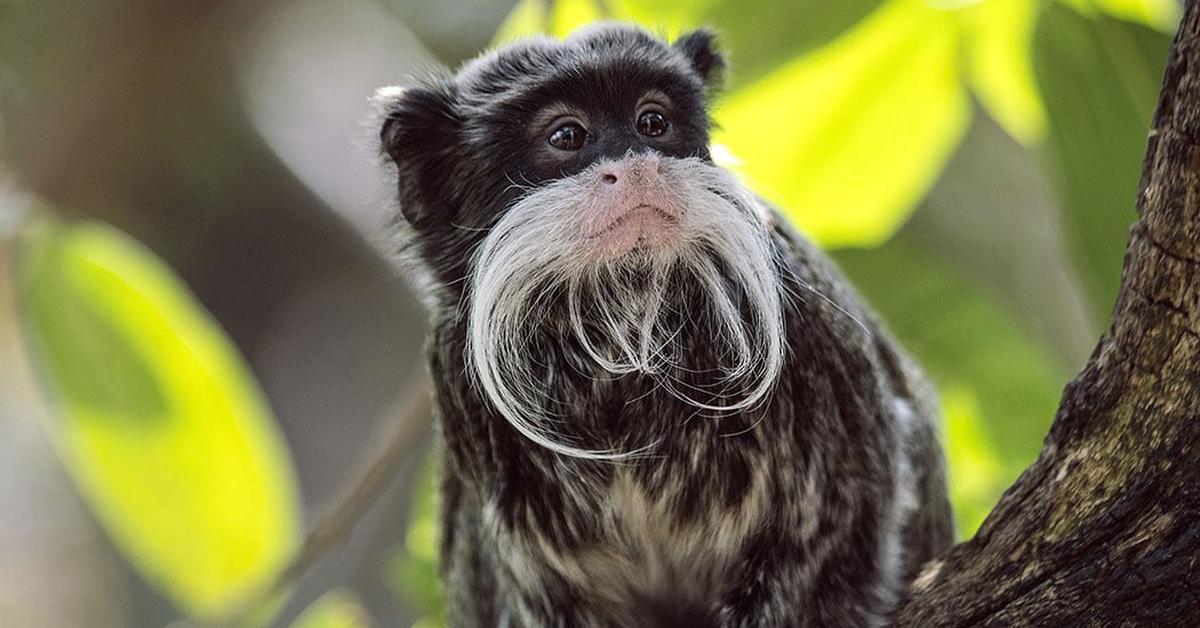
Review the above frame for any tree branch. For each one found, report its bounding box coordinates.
[894,2,1200,624]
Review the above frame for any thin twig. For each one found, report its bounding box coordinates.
[183,369,434,628]
[275,369,433,595]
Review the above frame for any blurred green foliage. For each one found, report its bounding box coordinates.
[1036,3,1170,314]
[18,221,302,620]
[835,240,1068,533]
[388,456,444,628]
[715,0,968,246]
[289,590,370,628]
[6,0,1177,625]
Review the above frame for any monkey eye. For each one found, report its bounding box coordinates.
[636,111,669,137]
[548,122,588,151]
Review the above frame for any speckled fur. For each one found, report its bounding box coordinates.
[377,23,953,627]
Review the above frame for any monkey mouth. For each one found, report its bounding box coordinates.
[587,204,681,241]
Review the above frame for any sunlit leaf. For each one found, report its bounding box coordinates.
[959,0,1046,143]
[609,0,717,39]
[549,0,607,35]
[1057,0,1181,31]
[493,0,602,42]
[491,0,546,42]
[493,0,711,44]
[18,221,302,618]
[1035,5,1168,318]
[835,238,1068,537]
[715,0,969,247]
[1096,0,1181,28]
[289,590,370,628]
[702,0,885,88]
[939,386,1005,536]
[389,455,443,626]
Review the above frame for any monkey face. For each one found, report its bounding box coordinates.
[378,24,724,269]
[379,25,786,457]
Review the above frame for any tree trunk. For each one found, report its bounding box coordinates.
[893,2,1200,625]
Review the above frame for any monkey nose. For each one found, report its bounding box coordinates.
[598,156,662,187]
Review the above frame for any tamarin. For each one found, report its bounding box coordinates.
[377,23,953,628]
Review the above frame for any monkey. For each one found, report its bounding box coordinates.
[376,23,953,628]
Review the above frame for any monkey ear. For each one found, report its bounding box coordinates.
[376,81,463,228]
[673,29,726,92]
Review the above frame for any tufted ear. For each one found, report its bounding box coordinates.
[673,29,726,92]
[377,81,464,228]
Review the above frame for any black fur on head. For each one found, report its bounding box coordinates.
[378,23,726,294]
[672,28,725,90]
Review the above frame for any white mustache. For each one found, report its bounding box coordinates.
[467,157,785,460]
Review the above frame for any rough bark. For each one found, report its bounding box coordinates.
[893,2,1200,625]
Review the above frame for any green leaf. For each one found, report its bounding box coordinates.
[939,385,1006,536]
[1057,0,1181,31]
[491,0,544,43]
[1096,0,1181,28]
[389,455,443,626]
[289,590,370,628]
[493,0,604,42]
[18,221,302,619]
[834,239,1068,537]
[702,0,885,88]
[714,0,969,248]
[959,0,1047,143]
[493,0,711,44]
[1034,5,1169,318]
[615,0,719,39]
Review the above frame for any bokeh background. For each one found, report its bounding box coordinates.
[0,0,1181,626]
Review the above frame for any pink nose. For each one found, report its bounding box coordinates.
[583,155,681,259]
[597,155,663,188]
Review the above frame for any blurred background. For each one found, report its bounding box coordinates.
[0,0,1181,626]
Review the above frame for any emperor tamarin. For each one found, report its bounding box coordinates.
[377,23,954,627]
